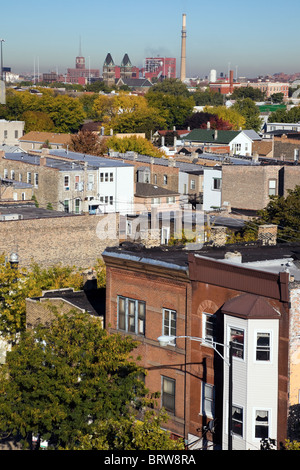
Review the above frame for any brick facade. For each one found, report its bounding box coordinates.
[0,213,119,268]
[221,165,300,211]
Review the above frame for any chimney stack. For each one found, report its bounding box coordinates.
[180,14,187,82]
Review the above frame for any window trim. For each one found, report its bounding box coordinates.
[117,295,145,336]
[161,376,176,414]
[212,177,222,191]
[232,404,244,438]
[201,383,215,419]
[162,308,176,346]
[202,312,217,346]
[228,326,245,361]
[254,409,271,441]
[255,330,272,363]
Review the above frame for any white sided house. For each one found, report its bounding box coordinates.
[46,149,134,215]
[230,130,261,156]
[222,295,279,450]
[202,167,222,211]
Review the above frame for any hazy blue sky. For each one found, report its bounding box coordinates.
[2,0,300,78]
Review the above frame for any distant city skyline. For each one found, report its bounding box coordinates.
[2,0,300,79]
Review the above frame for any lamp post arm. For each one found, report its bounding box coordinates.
[158,335,231,366]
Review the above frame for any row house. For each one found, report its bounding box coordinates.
[0,119,25,146]
[103,238,300,450]
[0,149,134,214]
[221,164,300,212]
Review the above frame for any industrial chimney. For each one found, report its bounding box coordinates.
[180,13,187,82]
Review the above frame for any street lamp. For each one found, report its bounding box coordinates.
[157,334,233,450]
[0,39,5,82]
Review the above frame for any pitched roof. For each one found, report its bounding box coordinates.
[221,293,279,319]
[183,129,241,144]
[103,53,114,67]
[20,131,71,145]
[121,53,132,67]
[135,182,179,197]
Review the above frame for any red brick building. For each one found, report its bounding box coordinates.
[103,240,300,450]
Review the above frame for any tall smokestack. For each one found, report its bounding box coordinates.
[180,13,187,82]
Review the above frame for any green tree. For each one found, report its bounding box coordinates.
[147,92,194,129]
[75,409,185,450]
[270,92,284,104]
[232,98,262,131]
[0,311,147,449]
[257,185,300,242]
[230,86,265,101]
[269,106,300,124]
[148,78,190,98]
[0,256,84,338]
[193,89,224,106]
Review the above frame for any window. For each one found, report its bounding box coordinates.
[230,327,244,359]
[202,312,216,344]
[256,332,270,361]
[154,174,157,184]
[167,196,175,204]
[64,200,69,213]
[75,198,80,214]
[19,173,22,182]
[212,178,221,190]
[190,179,195,190]
[110,172,113,182]
[117,296,145,335]
[15,130,18,139]
[4,130,7,139]
[34,173,38,187]
[163,308,176,345]
[162,376,175,413]
[3,169,8,179]
[268,179,276,196]
[11,170,15,180]
[75,175,80,190]
[255,410,269,439]
[105,173,108,182]
[232,405,243,437]
[100,173,104,182]
[64,175,69,189]
[151,197,161,205]
[202,383,214,418]
[109,196,113,205]
[163,175,168,185]
[27,172,32,184]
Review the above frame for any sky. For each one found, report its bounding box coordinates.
[1,0,300,79]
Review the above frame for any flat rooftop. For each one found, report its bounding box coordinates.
[103,242,300,280]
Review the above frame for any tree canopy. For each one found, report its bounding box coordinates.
[107,135,166,158]
[0,255,105,338]
[230,86,265,102]
[257,185,300,243]
[231,98,262,131]
[0,311,147,449]
[269,106,300,124]
[184,111,233,130]
[0,310,184,450]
